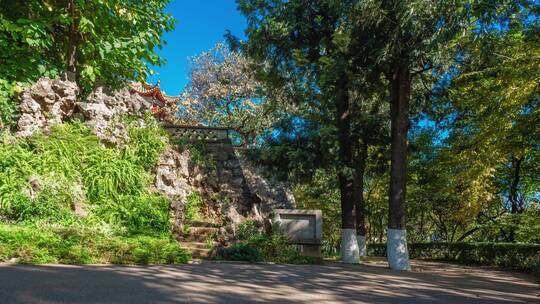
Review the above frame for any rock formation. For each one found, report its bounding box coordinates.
[15,77,296,243]
[154,147,192,236]
[153,142,295,242]
[16,78,152,144]
[77,86,152,146]
[17,77,78,137]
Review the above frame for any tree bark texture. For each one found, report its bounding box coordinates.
[66,0,79,80]
[336,74,355,231]
[388,66,410,230]
[509,156,522,214]
[354,140,367,236]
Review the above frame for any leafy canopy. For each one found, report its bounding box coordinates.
[0,0,175,127]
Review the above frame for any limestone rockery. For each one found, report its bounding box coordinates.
[154,142,295,244]
[15,77,295,243]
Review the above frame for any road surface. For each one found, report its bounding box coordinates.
[0,260,538,303]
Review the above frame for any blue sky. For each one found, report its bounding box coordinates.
[146,1,247,97]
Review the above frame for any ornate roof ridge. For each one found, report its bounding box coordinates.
[130,80,180,105]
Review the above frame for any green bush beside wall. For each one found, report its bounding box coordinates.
[215,221,321,264]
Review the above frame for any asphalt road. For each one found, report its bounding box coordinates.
[0,260,538,303]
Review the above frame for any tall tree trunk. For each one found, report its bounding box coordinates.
[354,140,368,257]
[336,74,359,264]
[387,66,411,270]
[379,217,384,242]
[66,0,78,82]
[508,156,523,242]
[509,156,522,214]
[420,207,425,241]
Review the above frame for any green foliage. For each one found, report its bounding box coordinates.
[83,148,148,202]
[0,120,185,264]
[0,80,20,128]
[235,220,260,241]
[294,170,341,251]
[367,242,540,276]
[237,1,539,249]
[0,224,190,264]
[0,0,175,94]
[0,121,167,233]
[92,194,171,235]
[472,208,540,244]
[217,242,262,262]
[182,142,217,170]
[216,222,320,264]
[251,232,320,264]
[401,11,540,243]
[0,2,60,129]
[125,114,167,170]
[236,0,539,267]
[427,12,540,242]
[184,192,204,222]
[0,124,95,224]
[1,186,77,224]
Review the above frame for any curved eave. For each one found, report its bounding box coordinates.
[131,82,179,104]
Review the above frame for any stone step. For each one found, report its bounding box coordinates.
[184,226,219,242]
[190,220,221,228]
[183,242,208,249]
[188,247,210,258]
[182,242,216,258]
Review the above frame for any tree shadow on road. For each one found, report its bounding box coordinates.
[0,261,538,304]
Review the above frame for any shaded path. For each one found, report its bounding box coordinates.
[0,260,538,303]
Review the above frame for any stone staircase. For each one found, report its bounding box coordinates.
[182,221,220,258]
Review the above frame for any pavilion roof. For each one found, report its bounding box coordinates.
[130,80,180,105]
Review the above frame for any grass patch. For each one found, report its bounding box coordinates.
[185,192,204,222]
[0,224,191,264]
[0,118,189,264]
[0,120,168,230]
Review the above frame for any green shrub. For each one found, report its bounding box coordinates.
[0,131,83,224]
[216,242,262,262]
[178,142,216,170]
[2,186,76,223]
[0,224,190,264]
[83,148,148,202]
[30,122,100,177]
[236,220,260,241]
[216,224,320,264]
[0,137,35,213]
[103,235,191,264]
[0,79,20,129]
[125,114,167,170]
[92,194,171,235]
[185,192,204,222]
[367,242,540,275]
[0,121,168,227]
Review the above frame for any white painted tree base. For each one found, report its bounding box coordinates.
[357,235,367,257]
[387,228,411,270]
[341,229,360,263]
